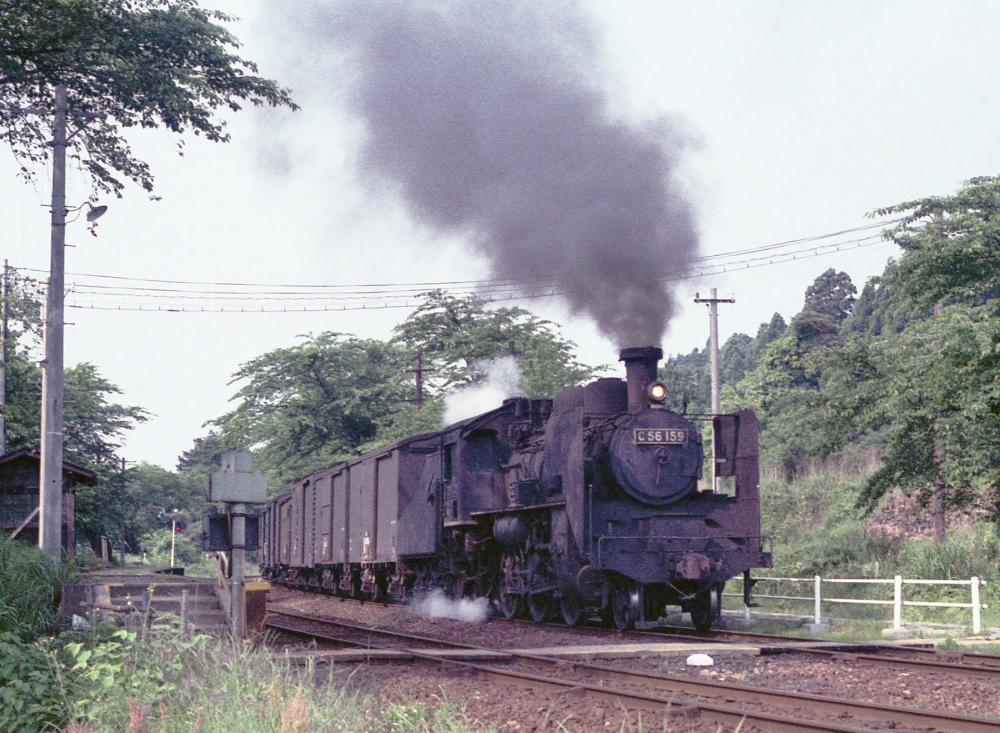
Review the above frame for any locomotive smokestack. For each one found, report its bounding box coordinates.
[620,346,663,413]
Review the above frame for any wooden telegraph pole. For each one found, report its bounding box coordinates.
[404,354,435,408]
[1,260,9,455]
[30,86,105,560]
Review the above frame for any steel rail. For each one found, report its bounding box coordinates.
[266,607,1000,733]
[782,647,1000,679]
[267,611,870,733]
[270,590,996,672]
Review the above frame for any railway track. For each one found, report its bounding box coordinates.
[270,588,1000,677]
[265,605,1000,733]
[652,624,1000,677]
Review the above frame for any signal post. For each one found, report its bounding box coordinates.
[206,452,267,638]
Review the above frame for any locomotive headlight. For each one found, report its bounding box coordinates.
[647,381,668,403]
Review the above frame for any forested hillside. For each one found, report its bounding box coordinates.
[664,176,1000,551]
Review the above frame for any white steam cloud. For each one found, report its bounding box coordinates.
[443,356,521,425]
[409,589,491,623]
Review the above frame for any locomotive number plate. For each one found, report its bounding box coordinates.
[633,428,687,445]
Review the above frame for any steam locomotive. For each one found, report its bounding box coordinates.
[260,346,771,630]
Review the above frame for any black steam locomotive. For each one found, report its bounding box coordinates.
[260,346,771,630]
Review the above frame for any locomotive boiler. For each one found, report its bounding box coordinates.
[260,346,771,630]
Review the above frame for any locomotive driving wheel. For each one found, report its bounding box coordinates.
[611,578,641,631]
[527,592,553,623]
[497,554,523,620]
[689,583,722,632]
[525,550,554,623]
[560,595,584,626]
[498,585,522,620]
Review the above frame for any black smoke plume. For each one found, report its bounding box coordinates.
[274,0,698,346]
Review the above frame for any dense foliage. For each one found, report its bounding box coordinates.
[1,270,151,551]
[185,292,598,486]
[2,620,493,733]
[679,176,1000,543]
[0,0,296,195]
[393,291,598,397]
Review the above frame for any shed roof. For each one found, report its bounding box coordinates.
[0,447,98,485]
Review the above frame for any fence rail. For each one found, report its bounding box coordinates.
[728,575,988,633]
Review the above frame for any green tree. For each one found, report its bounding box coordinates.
[126,462,204,538]
[391,291,597,398]
[842,261,911,337]
[6,361,147,470]
[855,177,1000,540]
[658,346,709,414]
[873,175,1000,311]
[175,430,227,474]
[749,312,788,360]
[719,333,752,386]
[207,333,432,486]
[0,0,296,195]
[851,307,1000,515]
[659,313,786,416]
[140,526,201,566]
[725,311,845,478]
[197,294,596,486]
[1,270,147,552]
[1,271,146,469]
[803,268,857,324]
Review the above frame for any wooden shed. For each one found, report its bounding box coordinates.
[0,447,97,557]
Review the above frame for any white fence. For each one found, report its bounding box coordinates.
[730,575,988,633]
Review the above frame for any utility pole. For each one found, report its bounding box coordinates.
[39,85,68,561]
[1,259,9,455]
[694,288,735,492]
[404,354,435,408]
[119,456,133,565]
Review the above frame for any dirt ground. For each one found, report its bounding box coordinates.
[268,587,1000,732]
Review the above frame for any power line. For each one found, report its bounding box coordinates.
[53,231,888,305]
[59,235,896,313]
[17,218,902,294]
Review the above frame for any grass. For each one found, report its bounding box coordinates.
[10,614,494,733]
[740,462,1000,633]
[0,534,78,638]
[0,533,491,732]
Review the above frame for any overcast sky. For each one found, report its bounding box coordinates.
[3,0,999,470]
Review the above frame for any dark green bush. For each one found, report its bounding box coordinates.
[0,633,69,733]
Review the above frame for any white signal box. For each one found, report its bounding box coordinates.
[207,451,267,503]
[221,452,254,473]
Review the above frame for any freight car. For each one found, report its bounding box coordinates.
[260,346,771,630]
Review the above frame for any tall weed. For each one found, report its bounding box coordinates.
[759,466,1000,626]
[0,534,77,638]
[0,633,71,733]
[54,617,494,732]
